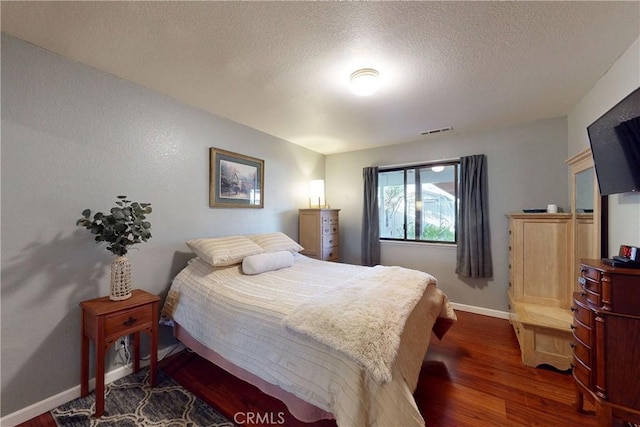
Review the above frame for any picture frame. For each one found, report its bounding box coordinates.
[209,147,264,208]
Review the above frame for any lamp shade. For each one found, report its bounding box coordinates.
[309,179,325,208]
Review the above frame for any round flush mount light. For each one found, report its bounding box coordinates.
[350,68,380,96]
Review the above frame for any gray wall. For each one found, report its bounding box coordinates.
[326,117,569,311]
[1,34,324,416]
[568,37,640,254]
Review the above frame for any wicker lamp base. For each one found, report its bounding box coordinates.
[110,256,132,301]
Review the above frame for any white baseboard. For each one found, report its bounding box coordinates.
[450,302,510,319]
[0,343,185,427]
[2,306,509,427]
[0,365,134,427]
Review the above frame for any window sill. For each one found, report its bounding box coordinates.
[380,240,457,249]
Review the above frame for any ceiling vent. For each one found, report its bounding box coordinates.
[420,126,453,136]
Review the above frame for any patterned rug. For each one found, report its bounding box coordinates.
[51,368,236,426]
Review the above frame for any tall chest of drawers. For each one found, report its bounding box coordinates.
[298,209,340,262]
[572,259,640,426]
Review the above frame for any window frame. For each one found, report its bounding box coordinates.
[378,160,460,245]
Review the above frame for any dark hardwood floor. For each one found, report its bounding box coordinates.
[19,311,601,427]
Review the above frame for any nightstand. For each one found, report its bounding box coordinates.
[80,289,160,417]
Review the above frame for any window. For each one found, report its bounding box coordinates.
[378,162,459,243]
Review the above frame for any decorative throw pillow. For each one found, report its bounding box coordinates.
[242,251,294,275]
[186,236,264,267]
[248,232,304,253]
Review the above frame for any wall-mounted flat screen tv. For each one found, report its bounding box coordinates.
[587,86,640,196]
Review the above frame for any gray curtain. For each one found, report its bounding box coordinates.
[455,155,493,278]
[362,167,380,266]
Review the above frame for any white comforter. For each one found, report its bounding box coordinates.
[164,254,456,427]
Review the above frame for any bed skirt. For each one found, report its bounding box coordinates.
[173,323,335,423]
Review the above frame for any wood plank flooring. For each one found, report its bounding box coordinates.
[19,310,601,427]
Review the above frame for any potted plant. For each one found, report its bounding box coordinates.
[77,196,152,300]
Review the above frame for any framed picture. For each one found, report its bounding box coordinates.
[209,147,264,208]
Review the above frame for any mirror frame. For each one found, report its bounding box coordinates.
[566,148,606,287]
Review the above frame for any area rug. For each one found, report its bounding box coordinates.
[51,368,236,426]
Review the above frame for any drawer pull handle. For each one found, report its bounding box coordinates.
[570,306,576,312]
[570,325,576,330]
[570,343,576,349]
[123,316,137,327]
[580,291,587,297]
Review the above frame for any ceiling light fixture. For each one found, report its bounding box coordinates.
[350,68,380,96]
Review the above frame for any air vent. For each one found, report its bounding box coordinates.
[420,126,453,136]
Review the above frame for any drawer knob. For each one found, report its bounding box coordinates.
[570,325,576,330]
[580,291,587,297]
[570,306,576,312]
[123,316,137,327]
[570,342,576,349]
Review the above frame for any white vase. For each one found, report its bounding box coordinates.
[110,256,132,301]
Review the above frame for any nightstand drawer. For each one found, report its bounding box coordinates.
[105,305,152,338]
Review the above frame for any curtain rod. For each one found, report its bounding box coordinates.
[378,157,460,170]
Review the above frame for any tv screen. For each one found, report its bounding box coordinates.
[587,86,640,196]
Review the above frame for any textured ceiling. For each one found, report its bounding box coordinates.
[2,1,639,154]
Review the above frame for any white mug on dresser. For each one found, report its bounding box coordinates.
[546,204,558,213]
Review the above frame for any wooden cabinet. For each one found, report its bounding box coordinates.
[507,213,574,370]
[298,209,340,261]
[572,260,640,426]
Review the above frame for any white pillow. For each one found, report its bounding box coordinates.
[242,251,294,275]
[248,232,304,253]
[186,236,264,267]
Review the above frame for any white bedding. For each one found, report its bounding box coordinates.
[163,253,456,427]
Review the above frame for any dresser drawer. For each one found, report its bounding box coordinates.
[105,305,152,338]
[583,289,601,307]
[321,215,338,225]
[572,320,591,347]
[322,224,339,234]
[572,338,591,369]
[322,233,338,249]
[571,297,592,327]
[321,247,339,261]
[580,265,601,282]
[582,277,601,295]
[572,355,592,389]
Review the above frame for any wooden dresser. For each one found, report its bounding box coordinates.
[507,213,574,370]
[572,259,640,426]
[298,208,340,261]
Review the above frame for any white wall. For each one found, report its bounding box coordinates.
[0,34,324,417]
[326,117,569,312]
[568,37,640,254]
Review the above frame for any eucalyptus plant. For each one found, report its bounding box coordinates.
[76,195,152,256]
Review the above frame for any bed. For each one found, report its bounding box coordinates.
[161,233,456,427]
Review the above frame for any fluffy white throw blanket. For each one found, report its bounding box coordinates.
[282,265,437,383]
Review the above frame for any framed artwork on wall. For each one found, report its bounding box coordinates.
[209,147,264,208]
